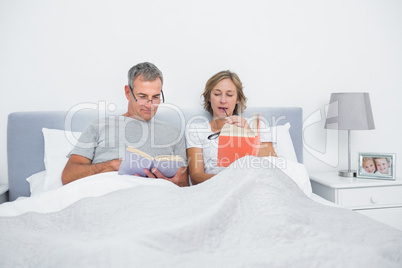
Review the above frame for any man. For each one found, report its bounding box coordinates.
[62,62,189,186]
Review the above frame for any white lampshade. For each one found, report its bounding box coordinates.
[325,92,375,130]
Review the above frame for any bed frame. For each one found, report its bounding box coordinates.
[7,106,303,201]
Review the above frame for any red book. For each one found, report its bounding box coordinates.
[217,113,261,167]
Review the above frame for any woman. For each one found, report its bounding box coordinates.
[185,70,277,185]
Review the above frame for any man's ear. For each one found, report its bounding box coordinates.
[124,85,131,100]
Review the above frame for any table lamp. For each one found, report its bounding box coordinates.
[325,92,375,177]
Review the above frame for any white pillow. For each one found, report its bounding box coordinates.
[269,123,298,163]
[42,128,81,191]
[26,170,46,196]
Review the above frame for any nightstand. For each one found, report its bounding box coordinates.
[310,173,402,231]
[0,184,9,204]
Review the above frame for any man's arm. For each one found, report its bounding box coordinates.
[61,154,121,185]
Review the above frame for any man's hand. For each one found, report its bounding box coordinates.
[109,159,122,171]
[143,166,189,187]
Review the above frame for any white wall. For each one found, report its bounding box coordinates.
[1,0,401,185]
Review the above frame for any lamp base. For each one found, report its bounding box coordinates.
[338,170,356,177]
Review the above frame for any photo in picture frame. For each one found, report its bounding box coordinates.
[357,152,396,180]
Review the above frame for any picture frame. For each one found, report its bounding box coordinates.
[357,152,396,180]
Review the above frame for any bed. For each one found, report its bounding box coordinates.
[1,106,402,267]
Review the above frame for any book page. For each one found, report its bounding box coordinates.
[126,146,153,160]
[220,113,258,137]
[154,155,184,162]
[252,112,259,134]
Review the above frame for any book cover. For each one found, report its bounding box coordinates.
[217,113,261,167]
[118,146,185,177]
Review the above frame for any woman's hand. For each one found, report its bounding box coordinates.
[225,116,251,130]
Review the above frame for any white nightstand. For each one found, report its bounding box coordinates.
[0,184,9,204]
[310,173,402,231]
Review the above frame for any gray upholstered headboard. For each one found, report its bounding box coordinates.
[7,106,303,201]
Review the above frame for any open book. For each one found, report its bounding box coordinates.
[217,113,261,167]
[118,146,185,177]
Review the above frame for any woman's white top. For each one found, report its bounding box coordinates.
[185,117,272,174]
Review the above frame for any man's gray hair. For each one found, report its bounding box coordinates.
[127,62,163,89]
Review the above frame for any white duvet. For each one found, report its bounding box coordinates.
[0,156,313,216]
[0,157,401,267]
[0,172,176,216]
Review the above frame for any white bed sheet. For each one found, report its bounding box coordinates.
[1,158,401,267]
[2,171,333,217]
[1,158,402,267]
[1,172,174,216]
[1,156,313,216]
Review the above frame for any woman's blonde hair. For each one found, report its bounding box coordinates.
[202,70,247,115]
